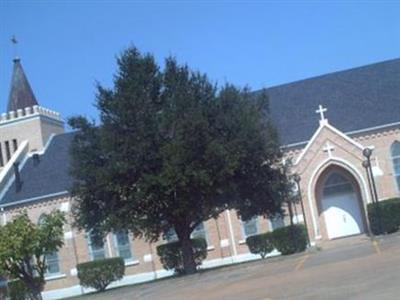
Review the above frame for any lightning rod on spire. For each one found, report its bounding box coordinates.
[11,35,19,61]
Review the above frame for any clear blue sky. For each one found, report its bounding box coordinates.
[1,1,399,123]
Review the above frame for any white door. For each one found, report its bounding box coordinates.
[322,192,363,239]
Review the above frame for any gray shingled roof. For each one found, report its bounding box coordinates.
[7,58,39,112]
[267,58,400,145]
[0,132,74,206]
[1,58,399,206]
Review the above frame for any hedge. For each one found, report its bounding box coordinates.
[156,238,207,275]
[77,257,125,292]
[367,198,400,235]
[272,224,307,255]
[246,224,307,257]
[246,232,274,259]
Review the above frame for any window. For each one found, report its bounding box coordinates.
[323,172,353,196]
[38,215,61,275]
[12,139,18,152]
[88,233,106,260]
[165,228,178,242]
[270,215,285,231]
[45,252,60,275]
[114,231,133,261]
[164,223,208,242]
[0,144,3,167]
[242,217,258,238]
[191,223,207,241]
[4,141,10,161]
[392,142,400,191]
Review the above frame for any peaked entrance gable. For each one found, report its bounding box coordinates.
[294,119,365,173]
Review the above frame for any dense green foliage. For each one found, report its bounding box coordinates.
[156,238,207,274]
[8,279,28,300]
[367,198,400,235]
[246,224,307,257]
[246,232,274,259]
[7,278,42,300]
[69,46,289,274]
[0,211,65,300]
[272,225,307,255]
[77,257,125,292]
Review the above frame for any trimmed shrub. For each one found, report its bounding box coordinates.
[246,232,274,259]
[77,257,125,292]
[368,198,400,235]
[156,238,207,275]
[272,224,307,255]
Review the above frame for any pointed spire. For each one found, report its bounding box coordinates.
[7,58,39,112]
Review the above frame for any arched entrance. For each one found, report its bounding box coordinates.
[316,167,367,239]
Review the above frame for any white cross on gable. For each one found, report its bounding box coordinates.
[316,104,327,122]
[323,142,335,157]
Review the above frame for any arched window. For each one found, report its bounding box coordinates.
[38,214,46,225]
[391,142,400,191]
[323,172,354,197]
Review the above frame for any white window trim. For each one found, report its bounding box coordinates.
[125,259,140,267]
[45,273,66,281]
[391,142,400,192]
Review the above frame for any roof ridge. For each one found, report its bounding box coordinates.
[267,57,400,90]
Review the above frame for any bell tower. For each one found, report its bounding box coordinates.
[0,56,64,168]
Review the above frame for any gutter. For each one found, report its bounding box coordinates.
[0,190,69,209]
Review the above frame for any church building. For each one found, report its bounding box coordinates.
[0,56,399,299]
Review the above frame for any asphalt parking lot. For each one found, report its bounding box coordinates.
[71,233,400,300]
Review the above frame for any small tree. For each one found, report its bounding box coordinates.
[0,211,65,300]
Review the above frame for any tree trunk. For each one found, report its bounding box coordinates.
[287,201,294,226]
[23,277,43,300]
[28,288,43,300]
[180,234,197,274]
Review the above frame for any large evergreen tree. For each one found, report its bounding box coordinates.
[69,47,289,274]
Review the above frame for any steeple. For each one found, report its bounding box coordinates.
[7,58,39,112]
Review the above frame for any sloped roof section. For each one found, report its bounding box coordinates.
[267,58,400,146]
[0,132,75,206]
[7,58,39,112]
[0,58,399,205]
